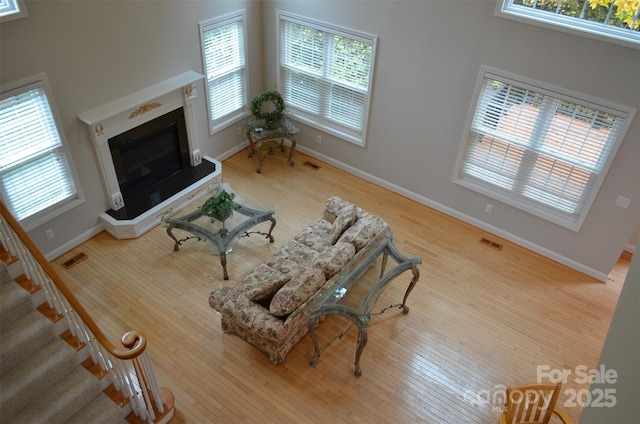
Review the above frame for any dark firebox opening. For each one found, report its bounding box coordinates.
[109,107,191,200]
[105,107,216,221]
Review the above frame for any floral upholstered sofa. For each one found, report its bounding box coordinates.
[209,196,389,364]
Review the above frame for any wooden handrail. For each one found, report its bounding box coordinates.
[0,201,147,360]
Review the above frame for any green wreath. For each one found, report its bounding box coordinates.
[250,90,285,123]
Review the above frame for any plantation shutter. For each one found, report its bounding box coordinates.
[279,14,375,145]
[0,81,76,220]
[457,70,629,229]
[201,14,246,127]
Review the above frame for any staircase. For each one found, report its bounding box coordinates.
[0,259,123,423]
[0,202,174,424]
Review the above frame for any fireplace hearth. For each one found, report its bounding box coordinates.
[105,157,218,221]
[78,71,222,238]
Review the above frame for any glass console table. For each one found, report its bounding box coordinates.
[246,119,299,173]
[162,182,277,280]
[306,232,421,376]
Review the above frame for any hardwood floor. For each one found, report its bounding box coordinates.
[51,147,629,423]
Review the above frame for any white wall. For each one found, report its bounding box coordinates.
[262,0,640,279]
[580,249,639,423]
[1,0,263,255]
[1,1,638,279]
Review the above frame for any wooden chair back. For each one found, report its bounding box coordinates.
[499,382,563,424]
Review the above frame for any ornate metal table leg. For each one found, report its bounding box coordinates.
[287,136,296,166]
[247,131,256,158]
[167,226,181,251]
[255,140,265,173]
[400,265,420,314]
[308,318,320,367]
[266,217,276,242]
[354,327,368,377]
[220,253,229,280]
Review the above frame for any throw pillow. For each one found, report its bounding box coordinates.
[265,240,319,275]
[338,214,385,251]
[237,264,291,301]
[313,242,356,279]
[269,268,326,316]
[294,219,333,252]
[322,196,351,223]
[329,204,357,244]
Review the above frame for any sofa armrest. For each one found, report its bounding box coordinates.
[210,285,292,341]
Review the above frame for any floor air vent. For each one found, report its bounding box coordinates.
[480,237,503,251]
[62,252,88,269]
[303,161,321,170]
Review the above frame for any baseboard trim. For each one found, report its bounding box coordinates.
[41,143,625,282]
[44,224,105,263]
[217,140,250,162]
[297,146,613,282]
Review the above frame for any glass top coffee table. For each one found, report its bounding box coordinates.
[162,182,277,280]
[306,232,421,376]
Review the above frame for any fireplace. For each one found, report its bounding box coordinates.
[109,107,190,201]
[78,71,222,239]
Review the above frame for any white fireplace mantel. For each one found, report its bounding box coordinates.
[78,71,205,211]
[77,71,222,240]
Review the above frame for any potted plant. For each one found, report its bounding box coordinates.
[201,189,239,222]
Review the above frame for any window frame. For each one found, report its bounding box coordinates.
[0,73,84,231]
[0,0,28,23]
[495,0,640,49]
[453,65,636,231]
[277,10,377,147]
[199,10,250,135]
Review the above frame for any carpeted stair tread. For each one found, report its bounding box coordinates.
[0,337,79,420]
[9,366,104,424]
[66,391,124,424]
[0,261,123,424]
[0,309,55,371]
[0,278,33,329]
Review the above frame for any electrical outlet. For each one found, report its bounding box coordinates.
[236,127,242,136]
[485,204,494,214]
[316,135,322,144]
[614,195,631,208]
[45,229,55,240]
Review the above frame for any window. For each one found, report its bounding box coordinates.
[454,66,635,230]
[278,11,377,146]
[0,74,83,230]
[496,0,640,48]
[0,0,28,23]
[200,11,248,134]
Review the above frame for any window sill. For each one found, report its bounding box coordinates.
[495,2,640,50]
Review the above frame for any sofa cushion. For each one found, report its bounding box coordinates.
[269,268,326,317]
[313,242,356,279]
[294,219,333,252]
[322,196,352,223]
[236,264,291,301]
[323,196,369,223]
[338,214,385,251]
[265,240,319,275]
[210,286,268,327]
[330,204,357,244]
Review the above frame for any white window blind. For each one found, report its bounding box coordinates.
[455,67,634,230]
[200,12,248,133]
[278,12,376,146]
[0,79,78,222]
[0,0,27,22]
